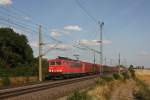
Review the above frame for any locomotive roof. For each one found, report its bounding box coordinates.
[48,56,79,62]
[48,56,101,65]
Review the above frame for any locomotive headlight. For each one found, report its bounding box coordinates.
[56,70,62,72]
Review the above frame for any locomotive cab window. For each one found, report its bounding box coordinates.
[49,61,61,66]
[50,62,55,65]
[56,61,61,65]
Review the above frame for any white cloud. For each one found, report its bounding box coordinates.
[64,25,82,31]
[24,16,30,20]
[48,44,72,50]
[50,29,71,38]
[29,42,38,48]
[56,44,71,50]
[103,40,112,44]
[51,29,70,34]
[78,39,112,46]
[51,31,61,37]
[12,27,36,40]
[138,51,149,56]
[0,0,12,6]
[79,39,98,45]
[12,27,25,35]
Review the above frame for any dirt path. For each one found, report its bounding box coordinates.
[110,80,136,100]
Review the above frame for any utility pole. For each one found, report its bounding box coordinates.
[118,53,120,74]
[104,57,107,65]
[39,25,42,82]
[98,21,104,75]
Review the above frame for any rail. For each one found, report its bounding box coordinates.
[0,75,99,99]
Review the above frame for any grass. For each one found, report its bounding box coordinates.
[67,90,92,100]
[130,69,150,100]
[88,72,133,100]
[67,70,150,100]
[1,77,10,86]
[95,76,114,86]
[88,79,123,100]
[67,76,114,100]
[133,78,150,100]
[113,73,122,80]
[67,71,137,100]
[133,71,150,100]
[101,76,114,82]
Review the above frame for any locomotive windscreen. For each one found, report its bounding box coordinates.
[49,61,61,66]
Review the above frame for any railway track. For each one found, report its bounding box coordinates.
[0,75,99,99]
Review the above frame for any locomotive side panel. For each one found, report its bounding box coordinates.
[63,60,83,75]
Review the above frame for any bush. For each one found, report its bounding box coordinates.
[129,69,135,78]
[113,73,122,80]
[128,65,135,79]
[67,90,91,100]
[122,72,130,80]
[2,77,10,86]
[11,66,38,76]
[0,59,6,68]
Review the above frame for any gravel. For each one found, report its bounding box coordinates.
[4,78,97,100]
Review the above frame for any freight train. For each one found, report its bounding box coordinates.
[47,56,127,79]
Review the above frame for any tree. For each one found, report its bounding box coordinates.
[0,28,33,68]
[128,65,135,78]
[129,64,134,70]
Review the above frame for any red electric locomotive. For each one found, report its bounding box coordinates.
[48,56,101,79]
[47,56,127,79]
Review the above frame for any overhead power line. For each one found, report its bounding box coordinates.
[0,16,37,34]
[10,5,39,26]
[75,0,97,24]
[0,6,63,44]
[0,4,100,62]
[0,6,38,28]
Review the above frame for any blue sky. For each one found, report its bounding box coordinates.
[0,0,150,67]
